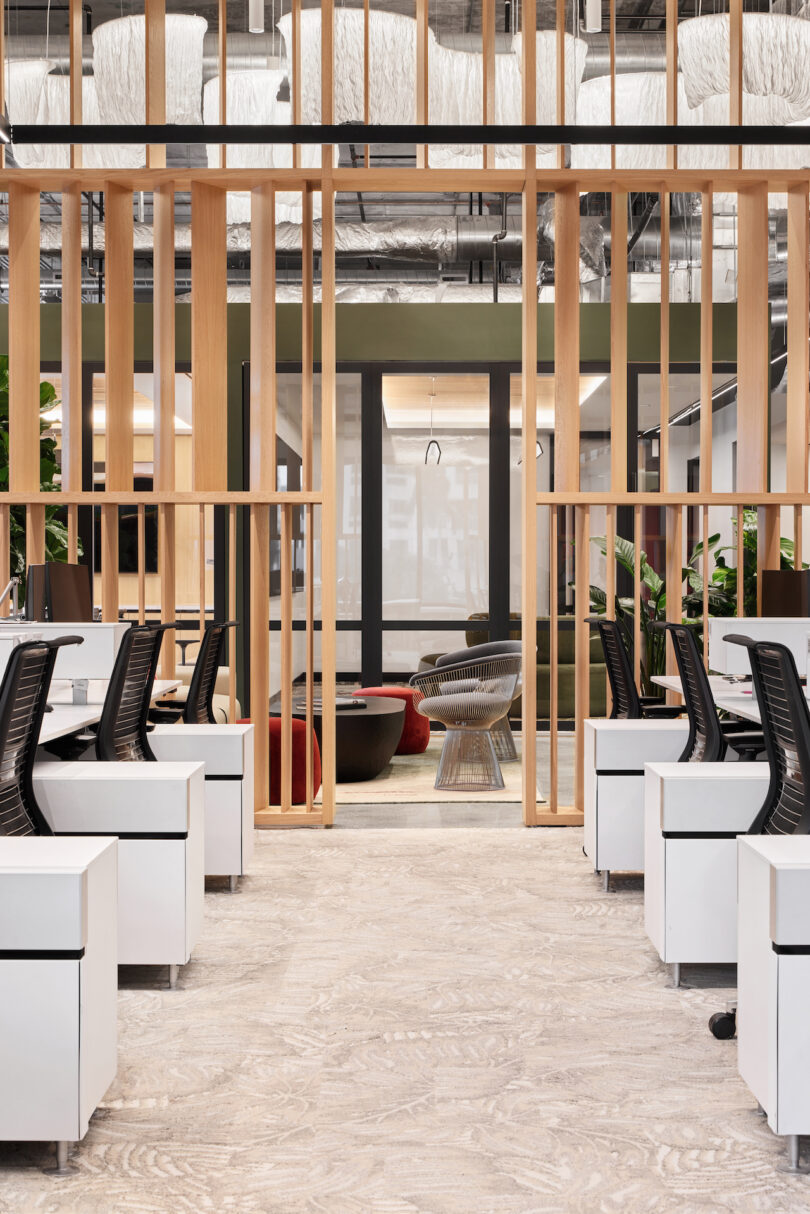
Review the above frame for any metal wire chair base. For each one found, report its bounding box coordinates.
[491,714,518,762]
[435,728,505,792]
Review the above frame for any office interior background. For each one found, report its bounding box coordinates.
[1,0,810,1208]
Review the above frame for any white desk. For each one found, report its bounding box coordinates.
[651,673,748,698]
[0,836,117,1170]
[708,617,810,677]
[738,836,810,1171]
[38,680,181,746]
[0,621,129,680]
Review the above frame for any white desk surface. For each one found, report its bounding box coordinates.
[652,673,751,697]
[38,679,181,744]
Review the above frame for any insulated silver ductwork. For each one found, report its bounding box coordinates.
[581,32,667,80]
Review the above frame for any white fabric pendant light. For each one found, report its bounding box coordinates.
[278,8,421,125]
[249,0,265,35]
[93,14,208,128]
[571,73,684,170]
[504,32,587,166]
[203,70,320,223]
[678,13,810,115]
[5,60,53,168]
[37,74,141,168]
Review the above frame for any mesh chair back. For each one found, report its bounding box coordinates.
[585,617,640,719]
[96,623,172,761]
[183,620,238,724]
[663,623,724,762]
[0,636,83,836]
[726,634,810,835]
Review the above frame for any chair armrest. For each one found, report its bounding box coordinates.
[641,704,684,720]
[32,761,205,834]
[148,703,185,725]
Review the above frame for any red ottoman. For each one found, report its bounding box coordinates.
[352,687,430,755]
[238,717,322,805]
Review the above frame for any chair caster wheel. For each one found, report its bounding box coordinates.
[709,1011,737,1040]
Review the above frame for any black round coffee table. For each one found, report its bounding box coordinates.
[276,696,406,782]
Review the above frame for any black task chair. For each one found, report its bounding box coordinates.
[0,636,83,836]
[661,622,766,762]
[585,617,682,720]
[151,620,238,726]
[95,622,175,762]
[708,635,810,1040]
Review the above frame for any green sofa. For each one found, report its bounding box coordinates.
[422,613,606,719]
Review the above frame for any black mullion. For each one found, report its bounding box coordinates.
[489,365,511,641]
[361,370,383,685]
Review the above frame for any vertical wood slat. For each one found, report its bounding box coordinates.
[9,185,41,494]
[756,505,781,615]
[736,504,745,617]
[548,505,558,813]
[291,0,302,170]
[0,0,4,169]
[736,185,770,494]
[729,0,743,171]
[415,0,429,169]
[665,505,683,685]
[363,0,370,168]
[665,0,678,169]
[198,504,206,643]
[67,505,79,565]
[659,189,670,491]
[320,181,338,828]
[522,169,539,826]
[633,504,642,686]
[305,503,315,811]
[137,505,146,625]
[228,505,237,724]
[145,0,167,169]
[609,0,616,171]
[153,175,175,679]
[320,0,334,173]
[280,504,293,813]
[60,186,83,494]
[482,0,495,170]
[104,184,134,492]
[574,506,590,812]
[786,184,810,495]
[191,183,228,491]
[249,505,271,812]
[795,505,804,573]
[301,189,314,491]
[605,505,616,713]
[611,193,628,491]
[702,504,710,667]
[700,189,713,491]
[100,505,118,622]
[556,0,565,170]
[250,183,277,490]
[554,186,580,492]
[69,0,82,168]
[26,508,46,569]
[218,0,227,168]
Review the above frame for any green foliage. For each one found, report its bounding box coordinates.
[0,356,78,593]
[590,510,804,695]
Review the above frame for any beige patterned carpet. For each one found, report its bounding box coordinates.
[0,824,807,1212]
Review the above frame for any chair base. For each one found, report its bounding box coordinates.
[435,728,504,792]
[491,714,518,762]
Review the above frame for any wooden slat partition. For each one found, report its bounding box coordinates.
[700,190,713,491]
[633,504,642,687]
[416,0,429,169]
[554,186,580,492]
[757,506,781,615]
[736,505,745,618]
[154,183,176,677]
[786,183,810,496]
[521,171,539,826]
[573,506,590,813]
[702,504,710,666]
[482,0,495,169]
[280,505,294,813]
[665,0,677,169]
[605,505,616,712]
[191,183,228,491]
[228,505,237,724]
[659,190,670,491]
[736,185,770,494]
[198,504,206,643]
[305,503,315,811]
[68,0,82,167]
[548,505,559,813]
[611,194,628,491]
[301,189,314,490]
[145,0,167,170]
[9,185,41,495]
[250,505,271,816]
[320,181,338,828]
[0,506,9,617]
[60,186,83,496]
[137,505,146,624]
[729,0,744,170]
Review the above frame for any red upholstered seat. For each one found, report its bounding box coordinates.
[238,717,321,805]
[352,687,430,755]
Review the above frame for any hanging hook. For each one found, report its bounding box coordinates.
[425,376,442,464]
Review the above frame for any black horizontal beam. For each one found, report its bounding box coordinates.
[10,122,810,147]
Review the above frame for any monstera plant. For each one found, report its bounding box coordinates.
[0,356,75,595]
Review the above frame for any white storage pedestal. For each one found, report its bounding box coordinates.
[32,761,205,987]
[738,836,810,1172]
[583,719,688,889]
[644,762,770,985]
[0,836,117,1169]
[150,724,255,888]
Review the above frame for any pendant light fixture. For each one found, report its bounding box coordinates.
[249,0,265,35]
[425,378,442,465]
[583,0,602,35]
